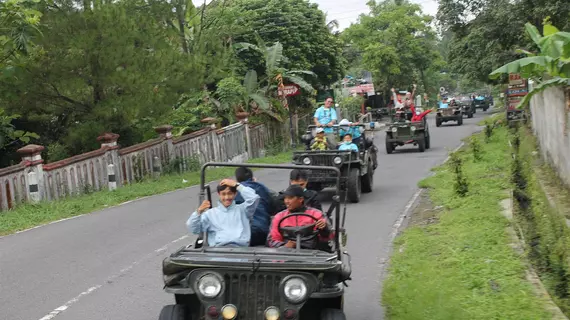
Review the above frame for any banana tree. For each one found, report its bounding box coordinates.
[489,22,570,108]
[235,40,316,120]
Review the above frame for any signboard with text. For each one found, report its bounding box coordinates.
[278,84,301,97]
[507,73,528,110]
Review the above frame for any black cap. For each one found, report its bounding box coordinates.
[282,184,305,198]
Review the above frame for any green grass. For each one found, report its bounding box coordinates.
[382,126,552,320]
[0,151,293,236]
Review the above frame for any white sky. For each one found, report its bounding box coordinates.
[312,0,439,30]
[193,0,439,31]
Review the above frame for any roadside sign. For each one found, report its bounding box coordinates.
[507,73,528,110]
[278,84,301,97]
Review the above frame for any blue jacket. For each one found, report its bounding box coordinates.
[339,142,359,152]
[235,179,272,234]
[187,184,259,247]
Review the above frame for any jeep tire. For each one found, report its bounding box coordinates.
[347,168,361,203]
[361,161,374,193]
[321,309,347,320]
[385,135,394,154]
[417,133,426,152]
[159,305,188,320]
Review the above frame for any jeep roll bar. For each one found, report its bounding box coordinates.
[198,163,344,257]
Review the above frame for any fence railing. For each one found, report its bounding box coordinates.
[0,121,268,211]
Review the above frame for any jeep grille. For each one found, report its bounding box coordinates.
[308,155,335,166]
[224,272,282,319]
[396,127,411,136]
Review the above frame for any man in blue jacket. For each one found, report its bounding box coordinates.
[186,179,259,247]
[234,167,273,246]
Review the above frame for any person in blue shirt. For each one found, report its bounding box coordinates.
[234,167,273,246]
[187,178,260,247]
[338,133,359,152]
[314,96,338,144]
[438,97,449,109]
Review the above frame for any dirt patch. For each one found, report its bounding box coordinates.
[406,190,443,228]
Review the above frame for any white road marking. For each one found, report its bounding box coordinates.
[36,234,190,320]
[38,286,101,320]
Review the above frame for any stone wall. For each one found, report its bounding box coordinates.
[529,85,570,186]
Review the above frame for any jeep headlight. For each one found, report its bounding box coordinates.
[197,273,223,298]
[283,277,308,303]
[391,127,397,133]
[333,156,342,165]
[410,126,416,131]
[302,157,311,165]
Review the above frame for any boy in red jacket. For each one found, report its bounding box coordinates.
[267,185,333,249]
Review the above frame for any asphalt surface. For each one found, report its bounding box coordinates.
[1,110,490,320]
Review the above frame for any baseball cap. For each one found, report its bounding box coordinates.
[316,128,324,134]
[339,119,350,126]
[282,184,305,198]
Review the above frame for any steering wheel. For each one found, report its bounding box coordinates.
[277,212,320,243]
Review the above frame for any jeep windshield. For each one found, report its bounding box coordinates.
[197,163,345,258]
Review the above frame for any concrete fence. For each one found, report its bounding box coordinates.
[0,121,268,211]
[529,85,570,186]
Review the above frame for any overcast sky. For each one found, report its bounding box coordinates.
[193,0,439,30]
[312,0,439,30]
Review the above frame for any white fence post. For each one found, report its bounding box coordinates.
[152,156,161,178]
[28,171,40,203]
[107,164,117,191]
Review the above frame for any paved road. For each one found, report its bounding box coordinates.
[1,110,489,320]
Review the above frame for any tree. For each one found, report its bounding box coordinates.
[234,40,316,120]
[437,0,570,83]
[227,0,345,88]
[489,22,570,108]
[342,0,443,95]
[0,0,42,163]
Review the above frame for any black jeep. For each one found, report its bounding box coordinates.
[293,125,376,203]
[159,163,351,320]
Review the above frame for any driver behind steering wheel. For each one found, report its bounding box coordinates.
[267,185,332,249]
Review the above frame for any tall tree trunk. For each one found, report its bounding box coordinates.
[175,1,189,54]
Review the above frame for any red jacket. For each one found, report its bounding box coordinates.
[267,207,333,248]
[411,109,432,122]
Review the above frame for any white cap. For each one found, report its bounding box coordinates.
[316,128,324,133]
[339,119,350,126]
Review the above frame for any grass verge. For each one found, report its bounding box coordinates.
[382,124,553,319]
[0,151,293,236]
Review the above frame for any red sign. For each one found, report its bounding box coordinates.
[278,84,301,97]
[348,84,375,95]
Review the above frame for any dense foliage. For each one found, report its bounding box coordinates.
[341,0,445,100]
[0,0,342,166]
[437,0,570,83]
